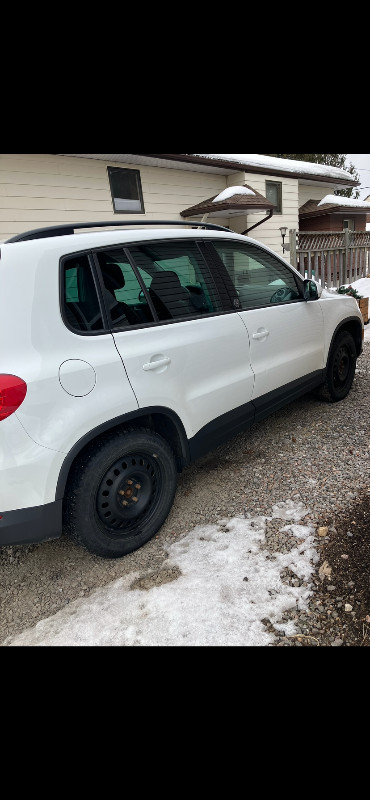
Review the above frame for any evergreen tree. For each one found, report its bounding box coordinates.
[261,155,360,198]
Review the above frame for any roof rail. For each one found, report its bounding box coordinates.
[5,220,231,244]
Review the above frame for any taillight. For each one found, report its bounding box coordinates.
[0,375,27,421]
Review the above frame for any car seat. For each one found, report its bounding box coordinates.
[149,271,193,320]
[100,261,142,326]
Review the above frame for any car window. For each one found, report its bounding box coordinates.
[95,249,155,329]
[211,240,301,310]
[128,241,223,322]
[63,254,105,332]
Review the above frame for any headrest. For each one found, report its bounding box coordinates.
[101,262,126,292]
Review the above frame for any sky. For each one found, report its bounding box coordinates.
[346,154,370,200]
[3,279,369,647]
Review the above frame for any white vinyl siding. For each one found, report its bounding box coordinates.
[0,155,331,260]
[227,171,299,261]
[0,154,228,241]
[298,184,334,207]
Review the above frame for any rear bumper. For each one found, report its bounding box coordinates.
[0,500,63,546]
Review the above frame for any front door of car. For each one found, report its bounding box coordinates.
[209,239,325,407]
[95,239,255,441]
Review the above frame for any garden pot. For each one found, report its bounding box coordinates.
[358,297,369,324]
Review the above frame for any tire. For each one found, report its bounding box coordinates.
[64,428,177,558]
[316,330,357,403]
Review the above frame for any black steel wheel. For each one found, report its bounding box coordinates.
[316,330,357,403]
[64,428,177,558]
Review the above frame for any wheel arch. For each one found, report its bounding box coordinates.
[326,317,363,370]
[55,407,190,501]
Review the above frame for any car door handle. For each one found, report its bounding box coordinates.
[142,357,171,371]
[252,329,269,340]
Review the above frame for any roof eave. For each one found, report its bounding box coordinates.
[301,206,369,219]
[131,153,358,188]
[181,203,273,218]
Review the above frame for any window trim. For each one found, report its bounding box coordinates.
[266,180,282,214]
[62,236,298,336]
[107,166,145,215]
[89,238,229,330]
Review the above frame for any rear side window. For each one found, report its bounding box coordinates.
[63,255,105,332]
[129,240,223,322]
[211,240,301,309]
[95,249,155,329]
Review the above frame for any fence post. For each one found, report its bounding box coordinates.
[289,229,297,269]
[344,229,350,284]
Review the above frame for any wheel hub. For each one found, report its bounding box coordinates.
[96,454,158,531]
[119,479,141,504]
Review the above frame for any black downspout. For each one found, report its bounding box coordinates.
[242,209,273,235]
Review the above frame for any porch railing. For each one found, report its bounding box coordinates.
[289,230,370,288]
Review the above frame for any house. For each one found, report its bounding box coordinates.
[0,153,359,260]
[299,194,370,232]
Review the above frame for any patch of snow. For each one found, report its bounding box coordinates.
[330,278,370,343]
[4,501,318,647]
[347,277,370,296]
[318,194,370,209]
[213,186,256,203]
[192,154,354,182]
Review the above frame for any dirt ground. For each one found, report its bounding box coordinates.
[1,341,369,647]
[301,489,370,646]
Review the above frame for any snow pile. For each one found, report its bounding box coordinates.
[192,154,354,181]
[4,501,318,647]
[318,194,370,209]
[213,186,255,203]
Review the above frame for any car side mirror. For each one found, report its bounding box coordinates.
[303,279,319,301]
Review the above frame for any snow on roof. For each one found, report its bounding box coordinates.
[318,194,370,209]
[212,186,255,203]
[192,154,355,182]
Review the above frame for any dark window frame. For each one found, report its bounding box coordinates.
[107,166,145,215]
[59,236,248,335]
[266,180,282,214]
[60,252,109,335]
[93,246,158,331]
[207,238,304,311]
[126,239,227,324]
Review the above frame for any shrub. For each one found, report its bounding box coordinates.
[337,285,364,300]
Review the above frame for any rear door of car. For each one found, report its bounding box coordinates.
[94,238,255,440]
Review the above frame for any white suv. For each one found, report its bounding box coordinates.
[0,221,364,558]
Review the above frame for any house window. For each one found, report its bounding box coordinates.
[343,219,355,231]
[107,167,145,214]
[266,181,282,214]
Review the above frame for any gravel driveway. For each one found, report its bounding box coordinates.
[1,340,369,646]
